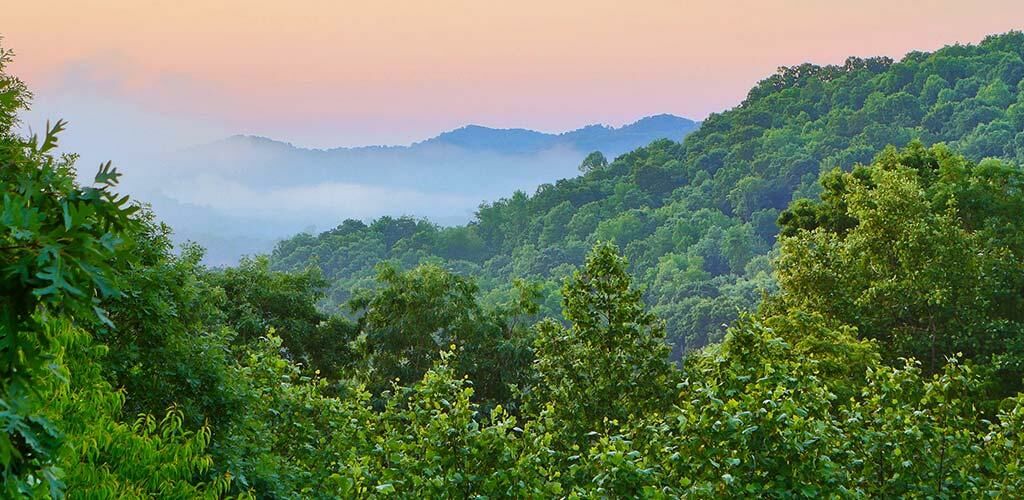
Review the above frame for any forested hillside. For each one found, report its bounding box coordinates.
[272,31,1024,356]
[4,33,1024,498]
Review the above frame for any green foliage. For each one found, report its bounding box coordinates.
[206,256,358,379]
[48,319,232,498]
[656,314,1023,497]
[532,243,676,438]
[0,65,121,494]
[578,150,608,173]
[351,263,537,410]
[351,263,479,390]
[336,355,540,497]
[0,43,230,496]
[775,143,1024,399]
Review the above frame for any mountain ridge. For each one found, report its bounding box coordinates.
[206,114,698,155]
[149,113,699,265]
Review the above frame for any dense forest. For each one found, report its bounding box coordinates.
[3,33,1024,498]
[273,31,1024,357]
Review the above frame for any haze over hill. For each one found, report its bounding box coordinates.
[139,114,697,265]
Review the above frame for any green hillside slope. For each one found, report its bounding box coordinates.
[271,31,1024,355]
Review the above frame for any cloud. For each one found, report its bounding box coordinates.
[18,55,230,185]
[163,173,479,224]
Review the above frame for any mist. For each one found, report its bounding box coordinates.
[16,59,696,266]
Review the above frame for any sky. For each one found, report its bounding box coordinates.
[6,1,1024,149]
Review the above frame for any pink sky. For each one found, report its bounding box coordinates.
[5,1,1024,147]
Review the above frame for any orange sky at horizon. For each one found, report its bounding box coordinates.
[5,1,1024,146]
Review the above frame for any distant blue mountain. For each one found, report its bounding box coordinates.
[216,113,697,157]
[179,114,699,191]
[426,125,553,153]
[149,114,698,265]
[417,114,697,155]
